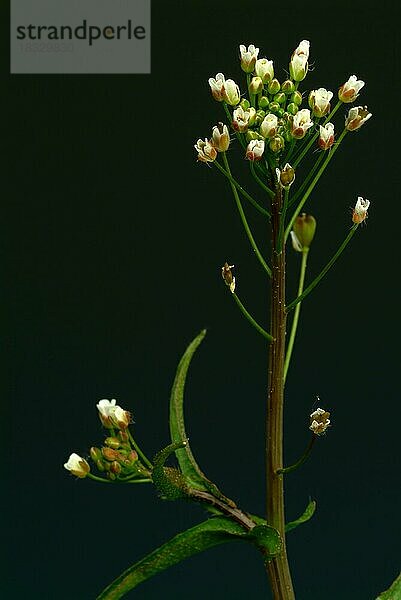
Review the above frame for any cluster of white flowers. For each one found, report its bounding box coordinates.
[195,41,372,168]
[309,408,331,435]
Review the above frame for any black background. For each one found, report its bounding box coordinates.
[4,1,400,598]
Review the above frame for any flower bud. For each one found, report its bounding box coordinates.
[239,44,259,73]
[102,447,120,462]
[105,437,121,449]
[345,106,372,131]
[208,73,226,102]
[291,91,303,106]
[107,471,116,481]
[289,40,310,82]
[308,88,333,118]
[338,75,365,103]
[290,232,303,253]
[269,135,284,153]
[221,262,236,293]
[274,92,286,105]
[254,109,265,126]
[258,96,269,109]
[245,130,261,142]
[64,453,90,478]
[291,109,314,139]
[267,78,280,95]
[268,101,280,114]
[260,113,278,138]
[281,80,295,94]
[318,123,335,150]
[96,459,105,472]
[276,163,295,189]
[211,122,230,151]
[110,461,122,475]
[245,139,265,161]
[223,79,241,106]
[118,430,129,443]
[352,197,370,224]
[309,408,331,435]
[255,58,274,83]
[194,138,217,163]
[292,213,316,248]
[240,98,250,111]
[287,102,299,116]
[249,76,263,95]
[90,446,102,462]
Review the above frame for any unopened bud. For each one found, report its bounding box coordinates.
[221,262,236,293]
[281,79,295,94]
[267,78,280,95]
[255,58,274,83]
[110,461,122,475]
[96,459,105,472]
[292,213,316,248]
[268,101,280,114]
[258,96,269,109]
[105,437,121,449]
[249,76,263,95]
[274,92,286,105]
[290,91,303,106]
[90,446,102,462]
[63,453,90,479]
[240,98,250,111]
[254,109,266,126]
[211,122,230,152]
[102,447,120,462]
[287,102,299,116]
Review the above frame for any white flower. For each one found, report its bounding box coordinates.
[318,123,335,150]
[345,106,372,131]
[338,75,365,103]
[352,197,370,224]
[97,398,117,419]
[309,88,333,118]
[222,79,241,106]
[291,109,314,139]
[211,123,230,151]
[194,138,217,163]
[208,73,226,102]
[64,453,90,478]
[232,106,256,133]
[245,139,265,161]
[289,40,310,82]
[255,58,274,83]
[239,44,259,73]
[114,406,131,429]
[309,408,331,435]
[260,113,278,138]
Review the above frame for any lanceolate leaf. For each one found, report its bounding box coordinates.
[96,517,250,600]
[169,330,234,505]
[376,572,401,600]
[285,499,316,533]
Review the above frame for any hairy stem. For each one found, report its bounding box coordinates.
[265,186,295,599]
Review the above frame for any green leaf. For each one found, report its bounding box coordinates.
[285,499,316,533]
[376,572,401,600]
[96,517,249,600]
[248,524,282,556]
[169,330,235,505]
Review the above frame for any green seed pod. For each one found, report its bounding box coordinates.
[269,135,285,153]
[293,214,317,248]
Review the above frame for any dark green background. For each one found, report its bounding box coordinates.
[4,1,400,598]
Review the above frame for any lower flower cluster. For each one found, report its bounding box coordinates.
[64,399,153,483]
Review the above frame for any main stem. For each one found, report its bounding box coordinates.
[265,186,295,599]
